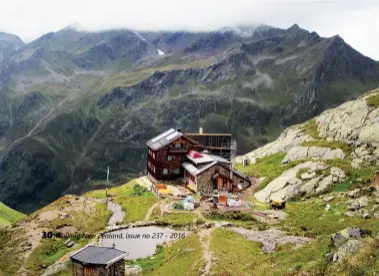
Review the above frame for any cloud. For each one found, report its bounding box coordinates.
[0,0,378,60]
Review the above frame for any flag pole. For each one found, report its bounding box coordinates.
[106,166,109,198]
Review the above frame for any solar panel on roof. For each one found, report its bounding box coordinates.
[151,128,175,143]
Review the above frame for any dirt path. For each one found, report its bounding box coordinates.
[145,198,169,221]
[198,228,214,276]
[107,200,125,226]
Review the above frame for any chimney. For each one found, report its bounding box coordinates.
[199,127,203,135]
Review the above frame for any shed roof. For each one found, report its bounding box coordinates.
[146,128,183,150]
[70,245,127,265]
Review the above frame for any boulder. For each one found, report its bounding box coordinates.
[125,265,142,275]
[330,167,346,183]
[299,176,322,197]
[351,159,363,169]
[354,146,371,158]
[332,240,362,263]
[323,196,335,202]
[348,201,360,211]
[282,146,345,164]
[255,161,323,202]
[347,227,362,239]
[344,211,355,217]
[362,213,371,219]
[357,196,368,208]
[315,175,334,194]
[374,212,379,219]
[347,189,361,198]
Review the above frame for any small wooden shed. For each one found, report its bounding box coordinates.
[70,245,127,276]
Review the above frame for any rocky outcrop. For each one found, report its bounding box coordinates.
[282,146,345,164]
[316,91,379,144]
[328,228,370,263]
[236,90,379,165]
[235,128,314,163]
[255,162,348,202]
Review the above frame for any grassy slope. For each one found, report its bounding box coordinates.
[209,197,379,276]
[127,233,205,276]
[24,196,111,276]
[85,179,159,223]
[0,202,25,227]
[235,153,306,191]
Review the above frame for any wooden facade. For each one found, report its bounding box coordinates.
[147,136,200,182]
[184,162,250,195]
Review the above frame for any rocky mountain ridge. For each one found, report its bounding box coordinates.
[0,23,379,213]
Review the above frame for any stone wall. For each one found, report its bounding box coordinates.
[72,261,82,276]
[115,260,125,276]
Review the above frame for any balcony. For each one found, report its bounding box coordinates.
[169,147,190,154]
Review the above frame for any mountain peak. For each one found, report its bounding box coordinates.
[217,25,257,37]
[289,23,300,30]
[62,22,84,32]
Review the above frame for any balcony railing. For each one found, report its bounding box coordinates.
[169,147,190,153]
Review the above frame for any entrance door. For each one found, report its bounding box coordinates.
[84,265,93,276]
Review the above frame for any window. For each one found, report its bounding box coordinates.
[174,168,180,174]
[175,143,181,148]
[163,168,168,175]
[153,153,155,159]
[168,156,173,161]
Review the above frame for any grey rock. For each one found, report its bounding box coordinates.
[347,189,361,198]
[347,227,362,239]
[348,201,360,211]
[344,211,355,217]
[282,146,345,164]
[323,196,335,202]
[357,196,368,208]
[351,158,363,169]
[315,175,334,194]
[362,213,370,219]
[125,265,142,275]
[332,240,362,263]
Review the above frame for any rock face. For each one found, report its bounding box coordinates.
[254,160,349,202]
[282,146,345,164]
[235,127,314,163]
[236,90,379,165]
[254,161,339,202]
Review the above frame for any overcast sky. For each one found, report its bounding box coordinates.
[1,0,378,60]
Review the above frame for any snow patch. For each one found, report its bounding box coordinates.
[134,31,146,41]
[157,49,165,56]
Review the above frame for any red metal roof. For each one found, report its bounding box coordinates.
[188,150,203,158]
